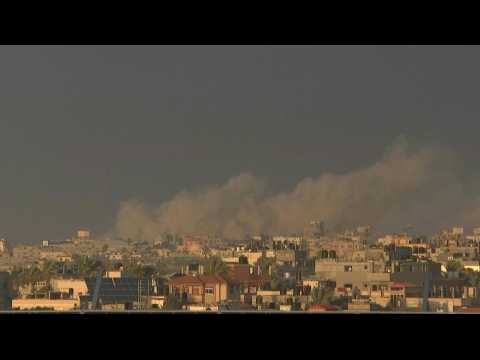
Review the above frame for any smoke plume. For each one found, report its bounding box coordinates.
[113,137,479,240]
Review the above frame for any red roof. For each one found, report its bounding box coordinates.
[229,265,270,284]
[457,307,480,313]
[391,282,417,289]
[198,275,227,284]
[169,275,226,285]
[309,304,337,312]
[169,275,203,285]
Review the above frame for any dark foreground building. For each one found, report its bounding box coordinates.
[80,276,166,310]
[0,272,12,310]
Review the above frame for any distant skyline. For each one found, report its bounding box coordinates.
[2,45,480,243]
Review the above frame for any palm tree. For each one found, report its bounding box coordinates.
[203,256,230,277]
[201,245,212,258]
[74,256,101,277]
[311,287,336,305]
[41,260,58,281]
[257,256,274,276]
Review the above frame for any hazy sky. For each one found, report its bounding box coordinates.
[1,45,480,243]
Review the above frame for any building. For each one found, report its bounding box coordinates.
[0,272,11,310]
[181,263,205,276]
[275,249,307,267]
[168,275,228,307]
[49,278,88,299]
[272,236,304,250]
[251,290,309,311]
[104,270,122,279]
[0,238,8,255]
[463,260,480,272]
[308,304,338,312]
[347,298,371,312]
[39,250,72,263]
[11,298,79,311]
[12,245,42,262]
[378,234,432,258]
[390,282,423,309]
[229,263,270,303]
[315,259,386,278]
[81,276,164,310]
[452,227,464,236]
[236,251,263,265]
[77,229,90,240]
[390,259,442,285]
[179,237,203,256]
[316,239,356,260]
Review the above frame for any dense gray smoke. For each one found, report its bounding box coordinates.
[113,137,479,240]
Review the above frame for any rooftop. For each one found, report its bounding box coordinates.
[169,275,227,285]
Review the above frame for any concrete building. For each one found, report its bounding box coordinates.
[0,272,11,310]
[77,229,90,240]
[181,263,204,276]
[12,245,42,262]
[452,227,464,236]
[463,260,480,272]
[347,298,371,312]
[179,237,203,256]
[308,304,338,312]
[49,278,88,299]
[82,276,164,310]
[230,263,270,301]
[251,290,309,311]
[0,238,8,255]
[316,239,356,260]
[12,298,79,311]
[39,250,72,263]
[315,259,386,277]
[275,249,307,267]
[168,275,228,306]
[272,236,304,250]
[237,251,263,265]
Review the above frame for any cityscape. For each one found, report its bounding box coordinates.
[1,222,480,313]
[2,45,480,315]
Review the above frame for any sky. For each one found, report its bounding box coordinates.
[1,45,480,244]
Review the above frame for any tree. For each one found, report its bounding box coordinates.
[203,256,230,277]
[164,295,182,310]
[40,260,58,281]
[460,269,480,287]
[73,256,102,277]
[130,264,156,278]
[257,256,275,276]
[269,278,279,291]
[446,260,463,272]
[311,287,337,305]
[201,245,212,258]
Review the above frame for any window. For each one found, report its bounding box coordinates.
[344,265,353,272]
[205,287,214,295]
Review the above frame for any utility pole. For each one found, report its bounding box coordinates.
[137,279,142,310]
[422,270,431,312]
